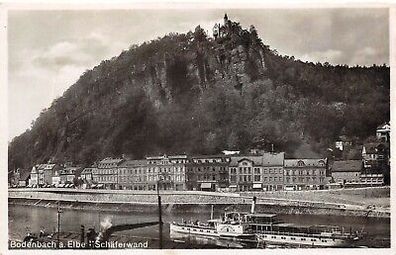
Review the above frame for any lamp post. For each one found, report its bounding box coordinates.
[56,203,63,249]
[157,179,163,249]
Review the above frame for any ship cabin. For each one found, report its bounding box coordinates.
[252,222,350,238]
[222,212,279,226]
[244,213,280,232]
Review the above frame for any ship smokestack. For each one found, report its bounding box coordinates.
[251,196,257,214]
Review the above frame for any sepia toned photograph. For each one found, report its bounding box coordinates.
[6,4,392,251]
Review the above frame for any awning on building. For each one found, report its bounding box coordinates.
[91,184,97,188]
[200,183,212,189]
[229,185,237,188]
[253,183,262,189]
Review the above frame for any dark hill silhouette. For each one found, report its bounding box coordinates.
[8,16,389,172]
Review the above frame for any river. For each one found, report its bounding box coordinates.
[8,204,390,249]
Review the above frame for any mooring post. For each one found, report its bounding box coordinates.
[80,225,85,244]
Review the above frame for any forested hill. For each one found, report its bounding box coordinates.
[8,18,389,170]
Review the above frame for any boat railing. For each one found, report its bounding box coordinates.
[172,222,215,230]
[255,230,354,239]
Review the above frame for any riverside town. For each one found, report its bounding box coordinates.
[8,123,390,191]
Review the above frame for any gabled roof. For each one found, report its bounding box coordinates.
[230,153,284,167]
[332,160,361,172]
[284,158,326,167]
[230,156,263,167]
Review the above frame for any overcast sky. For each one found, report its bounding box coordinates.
[8,8,389,141]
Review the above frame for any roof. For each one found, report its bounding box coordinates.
[230,156,262,166]
[81,168,95,174]
[98,158,125,165]
[376,122,390,130]
[262,152,284,166]
[35,164,57,170]
[60,166,83,175]
[284,158,326,167]
[332,160,361,172]
[248,213,277,218]
[119,159,147,167]
[146,154,188,160]
[20,171,31,181]
[222,150,240,155]
[363,142,389,154]
[229,153,284,167]
[191,154,230,159]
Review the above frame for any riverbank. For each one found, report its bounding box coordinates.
[8,187,390,218]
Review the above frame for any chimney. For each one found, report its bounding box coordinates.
[251,196,257,214]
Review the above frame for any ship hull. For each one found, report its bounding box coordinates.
[170,223,356,247]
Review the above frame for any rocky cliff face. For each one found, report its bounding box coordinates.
[8,18,390,171]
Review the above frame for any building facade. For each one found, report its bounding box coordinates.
[59,166,82,184]
[284,159,327,190]
[92,158,125,189]
[118,160,148,190]
[376,122,390,142]
[331,160,361,185]
[29,163,61,187]
[81,167,94,182]
[186,155,230,191]
[228,152,285,192]
[146,155,188,191]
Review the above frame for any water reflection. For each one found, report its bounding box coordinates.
[9,204,390,249]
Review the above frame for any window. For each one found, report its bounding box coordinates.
[297,161,305,167]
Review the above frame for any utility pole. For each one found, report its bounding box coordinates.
[57,203,63,249]
[157,180,163,249]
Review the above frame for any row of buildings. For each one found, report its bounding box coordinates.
[9,149,386,192]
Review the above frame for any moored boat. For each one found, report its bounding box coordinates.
[169,197,362,247]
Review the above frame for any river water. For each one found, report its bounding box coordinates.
[8,204,390,249]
